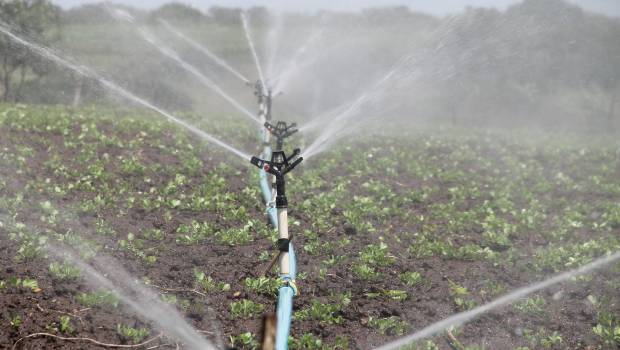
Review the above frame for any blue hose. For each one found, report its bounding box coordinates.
[275,244,297,350]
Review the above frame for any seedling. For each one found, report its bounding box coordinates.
[230,332,259,350]
[368,316,409,336]
[230,299,265,319]
[49,260,81,280]
[399,271,423,287]
[294,299,344,325]
[10,314,22,329]
[117,324,150,343]
[77,290,119,308]
[59,315,73,334]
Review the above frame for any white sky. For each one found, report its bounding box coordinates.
[53,0,620,17]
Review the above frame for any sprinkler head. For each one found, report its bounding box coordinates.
[264,121,298,151]
[250,149,303,208]
[250,148,303,178]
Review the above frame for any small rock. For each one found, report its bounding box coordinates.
[514,327,523,337]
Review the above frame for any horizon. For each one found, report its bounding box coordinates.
[53,0,620,17]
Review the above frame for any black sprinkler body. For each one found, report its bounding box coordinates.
[265,121,298,151]
[251,149,303,208]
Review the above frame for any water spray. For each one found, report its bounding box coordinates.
[250,149,303,350]
[241,12,267,93]
[254,80,273,123]
[375,251,620,350]
[158,19,251,85]
[106,6,261,125]
[0,21,252,161]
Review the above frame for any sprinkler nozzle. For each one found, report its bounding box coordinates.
[251,156,264,168]
[265,121,298,151]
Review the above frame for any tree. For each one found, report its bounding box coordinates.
[208,6,241,27]
[149,3,206,24]
[0,0,60,102]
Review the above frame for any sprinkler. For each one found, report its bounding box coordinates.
[264,121,298,152]
[251,79,280,228]
[250,149,303,350]
[253,79,273,122]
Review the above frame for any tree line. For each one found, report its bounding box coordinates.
[0,0,618,131]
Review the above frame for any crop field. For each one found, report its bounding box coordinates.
[0,104,619,349]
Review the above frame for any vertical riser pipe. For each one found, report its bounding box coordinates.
[275,244,296,350]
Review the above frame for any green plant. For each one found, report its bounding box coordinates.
[10,314,22,328]
[49,261,81,280]
[230,299,264,319]
[540,331,562,348]
[117,324,150,343]
[59,315,73,334]
[353,263,379,280]
[230,332,258,350]
[176,221,212,245]
[593,310,620,346]
[7,277,41,292]
[194,269,230,292]
[400,271,423,287]
[295,299,344,325]
[216,222,256,246]
[449,280,476,310]
[289,333,324,350]
[77,290,119,308]
[514,296,546,314]
[365,290,408,301]
[359,242,395,266]
[368,316,408,336]
[244,276,280,296]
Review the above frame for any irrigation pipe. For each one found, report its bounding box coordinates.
[375,251,620,350]
[255,82,279,229]
[251,148,303,350]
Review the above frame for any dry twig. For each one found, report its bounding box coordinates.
[12,331,163,350]
[150,284,208,298]
[446,330,465,350]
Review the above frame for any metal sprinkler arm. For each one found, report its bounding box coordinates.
[250,149,303,182]
[264,121,299,151]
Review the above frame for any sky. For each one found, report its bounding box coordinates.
[53,0,620,17]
